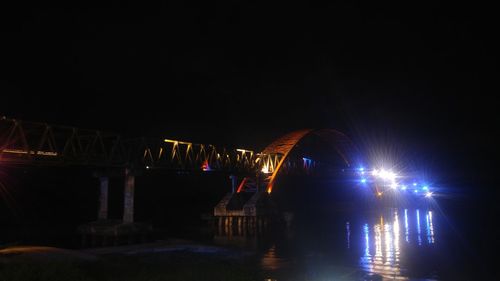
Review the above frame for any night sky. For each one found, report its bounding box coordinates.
[2,2,498,185]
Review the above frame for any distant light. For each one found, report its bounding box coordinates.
[261,165,271,174]
[361,178,367,183]
[377,169,397,182]
[146,166,150,169]
[413,182,418,187]
[237,148,253,153]
[422,186,429,191]
[359,167,364,171]
[414,189,419,193]
[425,191,433,198]
[401,185,407,190]
[202,160,211,171]
[377,192,383,196]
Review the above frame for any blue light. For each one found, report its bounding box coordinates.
[414,189,419,193]
[413,182,418,187]
[422,185,429,191]
[404,209,409,242]
[401,185,407,190]
[417,209,422,245]
[361,178,367,183]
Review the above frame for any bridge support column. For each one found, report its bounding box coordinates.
[123,168,135,224]
[98,177,109,220]
[230,175,237,193]
[218,217,223,229]
[242,217,247,229]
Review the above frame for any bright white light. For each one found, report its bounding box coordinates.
[390,182,398,189]
[261,165,271,174]
[146,166,150,169]
[372,169,379,176]
[425,191,433,198]
[413,182,417,186]
[377,169,397,182]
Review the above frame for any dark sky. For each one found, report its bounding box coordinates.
[2,2,498,183]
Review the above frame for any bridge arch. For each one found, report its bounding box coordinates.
[261,129,358,193]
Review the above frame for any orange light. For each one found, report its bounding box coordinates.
[236,177,248,193]
[201,159,210,171]
[1,149,57,156]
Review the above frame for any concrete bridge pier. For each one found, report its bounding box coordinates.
[98,176,109,220]
[242,217,248,231]
[78,168,152,248]
[230,175,237,193]
[218,217,224,229]
[237,217,243,235]
[213,213,277,237]
[123,168,135,224]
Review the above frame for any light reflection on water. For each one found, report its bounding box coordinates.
[261,245,287,271]
[404,209,409,242]
[426,211,435,244]
[212,207,438,280]
[359,208,436,280]
[417,209,422,245]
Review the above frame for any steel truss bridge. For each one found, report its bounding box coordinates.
[0,116,357,193]
[0,116,280,174]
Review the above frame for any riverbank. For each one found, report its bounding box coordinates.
[0,240,261,281]
[0,238,384,281]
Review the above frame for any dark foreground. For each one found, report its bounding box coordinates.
[1,203,496,281]
[0,240,381,281]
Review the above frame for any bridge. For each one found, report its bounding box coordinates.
[0,116,358,245]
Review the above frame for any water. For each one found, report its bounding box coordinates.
[209,202,493,281]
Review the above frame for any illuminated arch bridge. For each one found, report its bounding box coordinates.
[214,128,359,222]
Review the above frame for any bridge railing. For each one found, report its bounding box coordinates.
[0,116,284,174]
